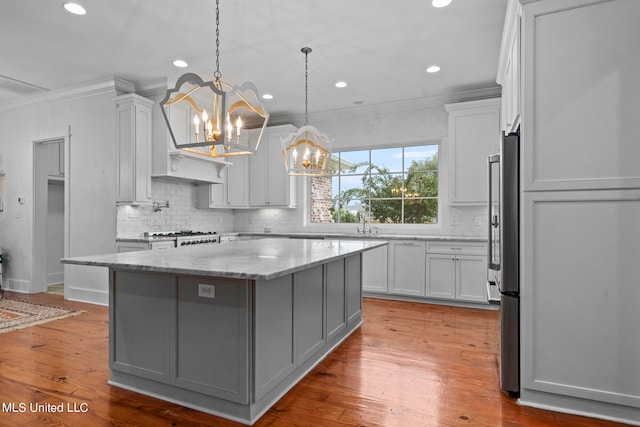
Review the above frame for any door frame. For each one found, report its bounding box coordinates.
[33,136,69,294]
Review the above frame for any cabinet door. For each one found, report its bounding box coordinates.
[426,254,455,299]
[249,125,296,207]
[150,241,175,251]
[345,254,362,325]
[455,255,486,302]
[249,132,269,206]
[362,244,388,293]
[116,242,149,253]
[227,155,249,207]
[264,132,289,206]
[389,241,426,296]
[446,99,501,205]
[326,259,346,341]
[46,141,64,179]
[295,266,325,364]
[115,94,153,205]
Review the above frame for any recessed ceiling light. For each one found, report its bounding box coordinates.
[432,0,452,7]
[426,65,441,73]
[262,93,273,100]
[64,3,86,15]
[335,81,348,88]
[172,59,188,68]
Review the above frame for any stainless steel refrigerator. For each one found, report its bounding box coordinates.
[487,131,520,397]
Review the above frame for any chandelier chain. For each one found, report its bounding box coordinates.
[214,0,221,80]
[304,49,309,126]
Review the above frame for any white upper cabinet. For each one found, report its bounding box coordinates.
[149,91,229,184]
[196,126,296,209]
[521,0,640,192]
[497,0,521,134]
[249,124,297,208]
[226,154,250,208]
[115,94,154,205]
[46,140,65,180]
[445,98,501,205]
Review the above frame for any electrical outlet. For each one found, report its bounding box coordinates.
[474,216,481,226]
[198,284,215,299]
[452,216,461,226]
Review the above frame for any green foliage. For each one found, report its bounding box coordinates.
[332,209,359,223]
[332,154,438,224]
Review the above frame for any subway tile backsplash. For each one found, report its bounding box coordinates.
[117,179,486,238]
[116,179,235,236]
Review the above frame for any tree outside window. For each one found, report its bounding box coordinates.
[310,145,438,225]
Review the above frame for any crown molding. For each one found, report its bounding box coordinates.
[268,86,501,126]
[0,77,135,112]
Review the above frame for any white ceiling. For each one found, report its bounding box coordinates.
[0,0,507,121]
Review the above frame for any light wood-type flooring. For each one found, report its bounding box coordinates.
[0,291,628,426]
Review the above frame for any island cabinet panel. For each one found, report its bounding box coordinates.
[254,275,295,401]
[295,266,326,364]
[110,271,175,381]
[346,254,362,325]
[174,277,250,404]
[325,259,346,342]
[81,240,381,425]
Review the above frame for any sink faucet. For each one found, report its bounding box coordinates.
[357,211,372,234]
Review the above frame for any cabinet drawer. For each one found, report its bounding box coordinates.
[426,241,486,255]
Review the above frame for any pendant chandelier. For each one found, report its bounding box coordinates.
[281,47,332,176]
[160,0,269,157]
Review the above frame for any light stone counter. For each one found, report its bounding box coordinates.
[240,232,486,242]
[63,238,386,280]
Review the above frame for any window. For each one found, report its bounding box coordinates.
[310,144,439,225]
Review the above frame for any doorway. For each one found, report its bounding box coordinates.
[33,137,67,295]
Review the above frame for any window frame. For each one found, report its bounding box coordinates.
[306,141,442,230]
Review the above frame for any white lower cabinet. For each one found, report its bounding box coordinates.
[426,242,487,303]
[362,244,388,293]
[363,239,487,306]
[425,254,456,299]
[388,241,426,297]
[116,240,175,252]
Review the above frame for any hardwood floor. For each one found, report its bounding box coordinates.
[0,291,627,426]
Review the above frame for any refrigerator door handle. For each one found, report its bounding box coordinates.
[487,153,500,271]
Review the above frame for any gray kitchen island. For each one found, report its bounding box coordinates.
[62,238,387,425]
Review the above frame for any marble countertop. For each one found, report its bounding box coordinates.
[63,238,388,281]
[241,232,487,242]
[117,232,485,243]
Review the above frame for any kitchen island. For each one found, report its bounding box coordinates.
[62,238,387,425]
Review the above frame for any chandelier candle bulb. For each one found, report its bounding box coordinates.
[159,0,269,154]
[281,47,333,176]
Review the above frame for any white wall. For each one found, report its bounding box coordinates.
[0,79,127,303]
